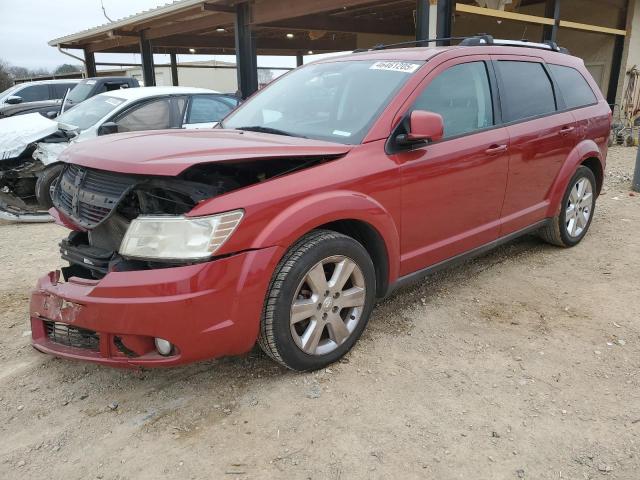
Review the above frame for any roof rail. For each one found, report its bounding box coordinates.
[353,34,569,54]
[478,38,570,54]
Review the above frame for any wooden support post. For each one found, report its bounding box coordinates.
[170,52,179,86]
[139,31,156,86]
[234,2,258,98]
[416,0,429,41]
[83,49,97,78]
[542,0,560,43]
[436,0,452,45]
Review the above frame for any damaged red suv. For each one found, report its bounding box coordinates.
[30,37,610,370]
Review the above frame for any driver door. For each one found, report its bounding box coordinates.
[393,56,510,276]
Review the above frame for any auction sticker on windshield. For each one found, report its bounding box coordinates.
[369,61,421,73]
[105,97,125,106]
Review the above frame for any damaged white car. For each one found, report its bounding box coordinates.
[0,86,240,221]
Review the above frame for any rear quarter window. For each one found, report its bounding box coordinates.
[496,61,556,123]
[548,64,597,109]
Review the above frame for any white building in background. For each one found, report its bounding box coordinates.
[122,60,278,93]
[124,60,238,93]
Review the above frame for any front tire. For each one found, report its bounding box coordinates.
[258,230,376,371]
[35,164,64,209]
[539,166,596,247]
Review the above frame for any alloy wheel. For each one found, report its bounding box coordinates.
[290,255,366,356]
[565,177,593,238]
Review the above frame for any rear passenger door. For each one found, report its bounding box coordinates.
[492,55,577,235]
[548,63,609,156]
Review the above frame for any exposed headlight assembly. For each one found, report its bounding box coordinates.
[119,210,244,260]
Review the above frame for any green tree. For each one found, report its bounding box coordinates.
[54,64,82,75]
[0,60,13,91]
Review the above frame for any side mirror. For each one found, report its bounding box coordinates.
[396,110,444,145]
[6,95,22,105]
[98,121,119,136]
[45,111,58,119]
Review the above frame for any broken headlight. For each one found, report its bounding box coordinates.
[119,210,244,260]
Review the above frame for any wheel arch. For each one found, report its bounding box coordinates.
[546,139,604,217]
[318,219,390,298]
[252,190,400,295]
[580,156,604,195]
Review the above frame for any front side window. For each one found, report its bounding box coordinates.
[115,98,173,132]
[549,64,597,109]
[497,61,556,122]
[223,59,423,144]
[411,61,494,138]
[17,84,49,102]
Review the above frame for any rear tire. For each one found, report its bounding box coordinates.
[258,230,376,371]
[35,164,64,209]
[539,166,596,247]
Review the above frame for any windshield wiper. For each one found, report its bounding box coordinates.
[236,126,307,138]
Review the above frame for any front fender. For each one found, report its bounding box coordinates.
[252,190,401,285]
[546,139,603,217]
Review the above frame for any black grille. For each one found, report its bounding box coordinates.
[44,321,100,351]
[53,164,136,229]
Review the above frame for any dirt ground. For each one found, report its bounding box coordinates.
[0,146,638,480]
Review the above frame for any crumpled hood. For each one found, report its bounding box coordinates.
[58,129,353,175]
[0,113,59,160]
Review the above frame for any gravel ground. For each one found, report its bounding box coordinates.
[0,146,639,480]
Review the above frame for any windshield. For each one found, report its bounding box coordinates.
[66,82,94,104]
[57,95,125,131]
[222,59,423,144]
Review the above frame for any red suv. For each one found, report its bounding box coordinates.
[30,37,611,371]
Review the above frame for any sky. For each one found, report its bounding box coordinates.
[0,0,301,72]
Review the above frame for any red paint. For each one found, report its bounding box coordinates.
[31,45,611,367]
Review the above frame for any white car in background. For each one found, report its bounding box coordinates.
[0,79,80,105]
[0,86,240,221]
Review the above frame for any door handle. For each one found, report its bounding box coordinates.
[484,144,508,155]
[559,126,575,136]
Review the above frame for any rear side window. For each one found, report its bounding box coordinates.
[412,61,494,138]
[496,61,556,122]
[549,64,597,109]
[52,83,75,99]
[187,95,235,124]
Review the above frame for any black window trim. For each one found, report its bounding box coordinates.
[546,63,599,113]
